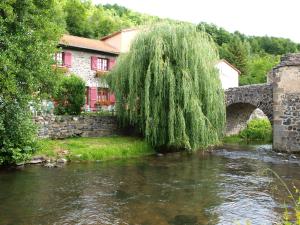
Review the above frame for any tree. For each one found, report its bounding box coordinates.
[0,0,63,165]
[220,37,250,75]
[240,54,280,85]
[108,23,225,151]
[64,0,93,37]
[54,75,86,115]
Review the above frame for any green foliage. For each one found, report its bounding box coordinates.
[240,119,272,142]
[0,102,37,165]
[198,22,299,85]
[54,75,86,115]
[36,136,154,161]
[0,0,63,165]
[108,23,225,150]
[220,36,250,75]
[240,54,280,85]
[62,0,161,39]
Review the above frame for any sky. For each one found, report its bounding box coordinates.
[93,0,300,43]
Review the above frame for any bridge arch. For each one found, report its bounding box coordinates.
[225,84,273,135]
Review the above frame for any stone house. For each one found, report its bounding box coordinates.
[56,34,119,111]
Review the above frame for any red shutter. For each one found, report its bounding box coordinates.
[64,52,72,67]
[91,56,98,70]
[90,87,98,111]
[109,92,116,104]
[108,58,116,70]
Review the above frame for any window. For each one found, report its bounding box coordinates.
[54,52,64,66]
[97,58,108,71]
[97,88,109,102]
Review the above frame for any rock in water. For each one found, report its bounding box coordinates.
[57,158,67,164]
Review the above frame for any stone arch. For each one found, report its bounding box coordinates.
[224,84,273,136]
[225,102,269,135]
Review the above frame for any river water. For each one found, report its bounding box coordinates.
[0,144,299,225]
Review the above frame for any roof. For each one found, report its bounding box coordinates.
[218,59,241,75]
[100,28,139,41]
[59,34,119,55]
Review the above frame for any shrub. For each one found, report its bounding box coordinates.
[0,102,37,165]
[54,75,86,115]
[240,118,272,142]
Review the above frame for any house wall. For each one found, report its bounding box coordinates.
[216,61,239,89]
[120,30,140,52]
[61,48,117,111]
[64,48,116,87]
[101,34,122,53]
[102,29,140,53]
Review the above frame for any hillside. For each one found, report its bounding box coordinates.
[60,0,300,85]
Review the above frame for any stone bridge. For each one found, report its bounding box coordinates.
[225,84,273,135]
[224,53,300,153]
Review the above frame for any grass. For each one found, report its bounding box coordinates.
[35,136,155,162]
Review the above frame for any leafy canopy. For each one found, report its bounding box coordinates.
[108,23,225,150]
[0,0,63,165]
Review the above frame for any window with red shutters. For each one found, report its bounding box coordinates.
[91,56,109,71]
[54,51,72,67]
[97,58,108,71]
[54,52,64,66]
[97,88,109,102]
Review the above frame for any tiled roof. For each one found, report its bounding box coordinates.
[100,28,139,41]
[59,34,119,54]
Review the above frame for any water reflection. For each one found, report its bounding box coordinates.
[0,145,299,225]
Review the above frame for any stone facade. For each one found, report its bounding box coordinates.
[65,48,116,88]
[34,115,119,139]
[272,53,300,153]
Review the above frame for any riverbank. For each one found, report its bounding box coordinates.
[34,136,155,162]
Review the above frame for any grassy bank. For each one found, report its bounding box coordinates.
[36,136,155,162]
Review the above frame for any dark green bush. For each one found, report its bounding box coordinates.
[0,102,37,165]
[54,75,86,115]
[240,119,272,142]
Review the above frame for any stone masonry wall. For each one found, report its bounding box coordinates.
[34,115,119,139]
[272,53,300,153]
[225,84,273,120]
[65,48,116,87]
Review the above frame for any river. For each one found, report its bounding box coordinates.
[0,144,299,225]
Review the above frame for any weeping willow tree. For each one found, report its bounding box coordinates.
[108,23,225,150]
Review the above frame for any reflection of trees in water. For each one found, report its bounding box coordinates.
[1,151,299,225]
[113,153,225,225]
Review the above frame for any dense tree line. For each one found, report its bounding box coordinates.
[197,22,299,84]
[60,1,299,85]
